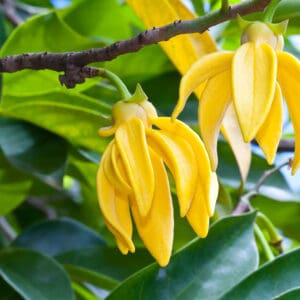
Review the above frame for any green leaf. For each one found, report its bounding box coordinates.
[12,217,106,256]
[64,264,118,291]
[0,150,32,216]
[1,91,111,153]
[56,247,154,282]
[0,248,75,300]
[59,0,132,40]
[274,288,300,300]
[221,248,300,299]
[251,196,300,241]
[108,213,258,300]
[0,12,105,95]
[0,117,68,188]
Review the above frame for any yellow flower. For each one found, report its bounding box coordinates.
[96,85,218,266]
[173,21,300,174]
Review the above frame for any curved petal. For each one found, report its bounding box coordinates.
[277,51,300,174]
[186,184,209,238]
[147,129,197,217]
[208,172,219,217]
[199,70,232,171]
[221,104,252,185]
[131,148,174,267]
[233,42,277,142]
[172,52,234,119]
[103,142,132,195]
[115,118,154,217]
[256,83,283,164]
[96,154,134,253]
[151,117,216,216]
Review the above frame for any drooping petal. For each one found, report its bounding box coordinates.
[199,70,232,171]
[96,155,134,253]
[151,117,215,216]
[103,141,132,195]
[186,183,209,238]
[126,0,216,76]
[221,104,252,185]
[256,83,283,164]
[115,117,154,217]
[277,51,300,174]
[208,172,219,217]
[147,129,197,217]
[233,42,277,142]
[172,52,234,119]
[131,148,174,267]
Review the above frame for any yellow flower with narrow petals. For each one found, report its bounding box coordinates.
[96,85,218,266]
[173,20,300,174]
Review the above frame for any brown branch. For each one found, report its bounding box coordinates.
[0,0,271,88]
[1,0,22,26]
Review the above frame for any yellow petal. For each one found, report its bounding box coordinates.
[131,148,174,267]
[209,172,219,217]
[96,155,134,253]
[151,117,215,216]
[256,83,283,164]
[103,142,132,195]
[186,183,209,238]
[147,129,197,217]
[173,52,234,119]
[221,104,252,184]
[115,118,154,217]
[126,0,216,75]
[199,70,232,171]
[233,42,277,142]
[277,51,300,174]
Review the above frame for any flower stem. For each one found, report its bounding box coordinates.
[256,212,283,253]
[254,223,275,261]
[263,0,282,22]
[98,68,131,99]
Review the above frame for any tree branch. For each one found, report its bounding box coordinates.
[0,0,271,88]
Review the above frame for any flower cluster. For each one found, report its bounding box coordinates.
[173,21,300,174]
[96,85,218,266]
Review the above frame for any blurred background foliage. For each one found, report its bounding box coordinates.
[0,0,300,299]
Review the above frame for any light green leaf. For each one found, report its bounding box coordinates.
[1,91,111,153]
[221,248,300,300]
[0,248,75,300]
[108,213,258,300]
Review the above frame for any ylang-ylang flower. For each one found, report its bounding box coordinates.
[97,84,218,266]
[172,20,300,174]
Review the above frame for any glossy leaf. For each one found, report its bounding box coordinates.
[0,91,111,153]
[108,213,258,300]
[0,117,67,188]
[0,150,32,216]
[0,248,74,300]
[56,247,154,281]
[221,248,300,299]
[12,217,106,256]
[274,288,300,300]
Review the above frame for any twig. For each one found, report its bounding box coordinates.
[232,159,292,215]
[0,216,16,241]
[1,0,22,26]
[0,0,271,88]
[26,198,57,219]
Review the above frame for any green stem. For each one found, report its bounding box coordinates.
[221,0,229,13]
[263,0,282,22]
[256,212,283,253]
[254,224,275,261]
[71,282,101,300]
[98,68,131,99]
